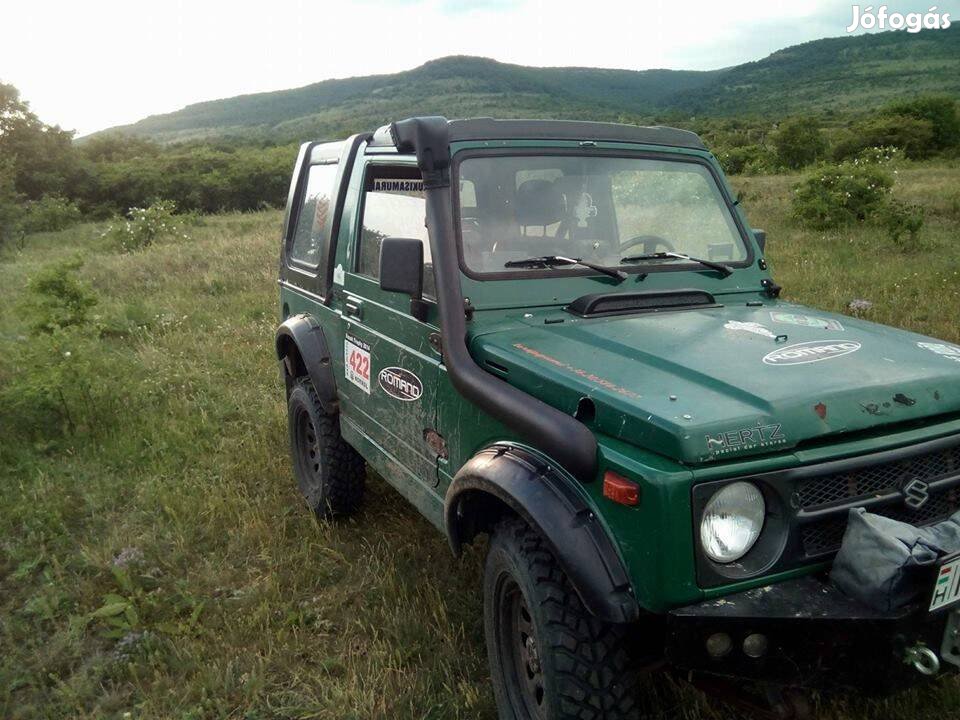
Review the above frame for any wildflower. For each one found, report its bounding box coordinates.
[112,631,148,662]
[111,547,144,569]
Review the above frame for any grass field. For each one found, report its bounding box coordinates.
[2,162,960,719]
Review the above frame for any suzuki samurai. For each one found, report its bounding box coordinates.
[275,116,960,719]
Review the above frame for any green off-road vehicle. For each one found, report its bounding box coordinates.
[276,117,960,718]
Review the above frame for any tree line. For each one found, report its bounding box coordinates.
[0,82,297,246]
[695,95,959,175]
[1,80,957,248]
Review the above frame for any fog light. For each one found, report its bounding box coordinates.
[705,632,732,658]
[743,633,768,659]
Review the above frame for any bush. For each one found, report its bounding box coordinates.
[715,144,777,175]
[76,144,295,217]
[853,146,899,165]
[0,157,23,246]
[20,195,82,234]
[23,257,99,334]
[792,162,893,229]
[0,325,121,440]
[878,199,925,249]
[771,117,827,170]
[102,200,187,252]
[832,115,936,160]
[883,96,959,152]
[78,133,161,163]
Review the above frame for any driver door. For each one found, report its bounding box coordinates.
[337,162,442,491]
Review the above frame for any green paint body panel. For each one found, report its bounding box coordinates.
[279,134,960,615]
[469,300,960,466]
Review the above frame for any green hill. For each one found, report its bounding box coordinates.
[673,27,960,115]
[94,27,960,143]
[101,57,718,143]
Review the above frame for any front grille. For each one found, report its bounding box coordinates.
[801,487,960,557]
[797,443,960,510]
[796,443,960,558]
[800,521,848,557]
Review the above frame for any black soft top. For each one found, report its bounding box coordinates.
[369,117,705,151]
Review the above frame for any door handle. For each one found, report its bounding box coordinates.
[345,298,363,320]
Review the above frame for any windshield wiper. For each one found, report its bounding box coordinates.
[620,251,733,278]
[504,255,627,282]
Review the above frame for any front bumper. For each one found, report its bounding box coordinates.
[665,574,959,693]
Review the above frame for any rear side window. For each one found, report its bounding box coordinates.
[289,162,339,268]
[357,167,435,298]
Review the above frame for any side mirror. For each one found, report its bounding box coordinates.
[753,229,766,253]
[379,237,427,321]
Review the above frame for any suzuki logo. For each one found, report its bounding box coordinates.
[903,479,930,510]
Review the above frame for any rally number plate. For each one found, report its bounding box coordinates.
[930,555,960,612]
[344,335,371,395]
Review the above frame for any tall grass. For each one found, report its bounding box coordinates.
[1,162,959,719]
[739,159,960,343]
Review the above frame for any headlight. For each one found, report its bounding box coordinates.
[700,482,766,564]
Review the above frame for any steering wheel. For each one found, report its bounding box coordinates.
[620,234,676,256]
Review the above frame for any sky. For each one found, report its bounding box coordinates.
[2,0,957,135]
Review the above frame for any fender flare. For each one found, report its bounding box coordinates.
[275,313,338,413]
[445,444,639,624]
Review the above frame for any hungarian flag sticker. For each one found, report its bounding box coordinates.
[931,557,960,612]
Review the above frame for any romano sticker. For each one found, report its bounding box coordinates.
[706,421,787,456]
[917,342,960,364]
[770,311,844,332]
[762,340,861,366]
[344,334,371,394]
[378,367,423,401]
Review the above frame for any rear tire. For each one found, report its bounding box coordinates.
[484,518,640,720]
[287,377,365,517]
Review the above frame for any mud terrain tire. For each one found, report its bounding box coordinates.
[287,377,365,517]
[484,518,640,720]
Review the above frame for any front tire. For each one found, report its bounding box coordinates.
[287,377,365,517]
[484,518,640,720]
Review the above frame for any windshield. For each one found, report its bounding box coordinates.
[457,154,748,275]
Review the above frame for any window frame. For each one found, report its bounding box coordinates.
[286,159,340,272]
[451,148,755,282]
[353,160,436,300]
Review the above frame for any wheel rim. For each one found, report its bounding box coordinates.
[293,406,322,505]
[496,575,546,719]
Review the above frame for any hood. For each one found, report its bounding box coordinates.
[471,301,960,465]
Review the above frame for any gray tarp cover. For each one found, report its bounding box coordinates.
[830,508,960,611]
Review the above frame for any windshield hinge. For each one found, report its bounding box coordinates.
[761,278,782,298]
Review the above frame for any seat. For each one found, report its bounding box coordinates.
[515,179,564,238]
[510,179,566,255]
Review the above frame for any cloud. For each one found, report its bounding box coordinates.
[438,0,525,13]
[2,0,957,135]
[669,4,854,68]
